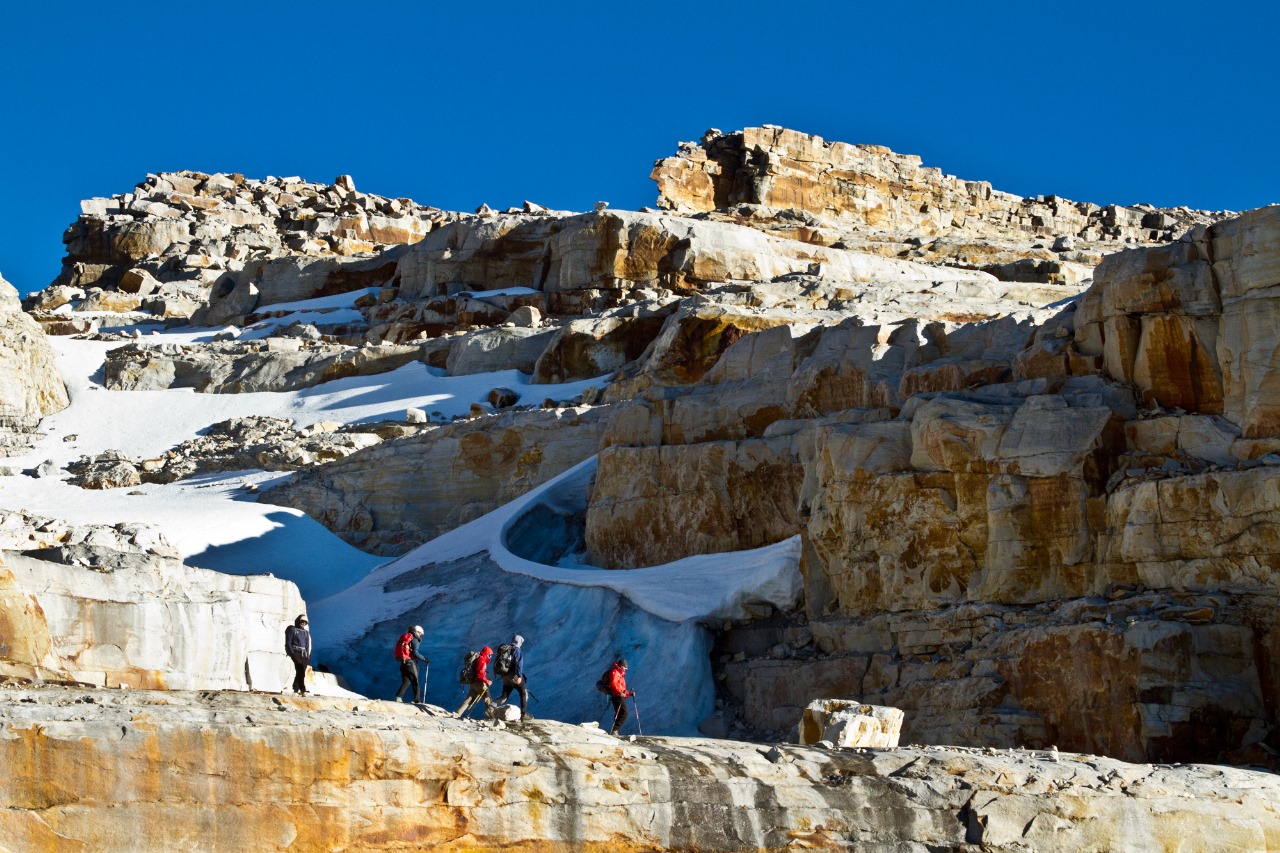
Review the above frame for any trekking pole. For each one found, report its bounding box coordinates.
[526,689,541,704]
[632,693,643,736]
[420,663,429,705]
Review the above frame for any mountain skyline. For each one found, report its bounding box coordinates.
[1,0,1276,295]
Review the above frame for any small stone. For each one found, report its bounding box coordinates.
[487,387,518,409]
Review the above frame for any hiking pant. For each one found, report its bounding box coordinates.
[609,695,629,734]
[290,657,309,694]
[396,662,420,702]
[456,681,491,717]
[500,676,528,712]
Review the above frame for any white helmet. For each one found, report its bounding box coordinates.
[413,625,424,636]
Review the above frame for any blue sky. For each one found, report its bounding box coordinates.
[1,1,1275,296]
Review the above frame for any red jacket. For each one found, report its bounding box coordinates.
[473,648,493,685]
[606,663,632,698]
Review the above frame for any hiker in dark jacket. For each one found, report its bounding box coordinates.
[456,645,494,718]
[605,658,634,735]
[497,634,531,719]
[284,615,311,696]
[394,625,430,703]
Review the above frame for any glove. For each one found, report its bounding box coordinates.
[423,658,431,665]
[627,690,635,698]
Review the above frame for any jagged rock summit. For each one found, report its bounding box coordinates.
[653,125,1224,277]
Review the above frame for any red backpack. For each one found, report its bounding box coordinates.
[394,632,413,662]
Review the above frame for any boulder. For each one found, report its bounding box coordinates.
[444,326,556,376]
[798,699,903,748]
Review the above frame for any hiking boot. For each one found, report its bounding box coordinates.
[522,712,534,721]
[395,697,403,703]
[609,726,620,736]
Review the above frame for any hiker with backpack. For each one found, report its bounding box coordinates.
[393,625,430,703]
[495,635,532,720]
[600,657,635,736]
[284,614,311,696]
[455,645,494,719]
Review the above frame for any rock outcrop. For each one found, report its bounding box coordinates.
[2,686,1277,852]
[44,170,455,321]
[64,417,391,488]
[267,406,609,555]
[102,338,425,393]
[0,273,68,454]
[653,126,1225,273]
[0,509,339,694]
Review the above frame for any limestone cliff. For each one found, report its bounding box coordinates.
[581,204,1280,762]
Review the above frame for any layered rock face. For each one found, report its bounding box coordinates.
[0,273,68,453]
[267,406,609,554]
[654,126,1222,252]
[582,205,1280,762]
[0,510,332,694]
[3,687,1277,853]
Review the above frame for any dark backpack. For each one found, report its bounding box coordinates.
[394,632,413,662]
[494,643,515,676]
[457,650,480,684]
[595,667,611,694]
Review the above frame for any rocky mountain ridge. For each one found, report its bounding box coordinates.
[2,126,1280,850]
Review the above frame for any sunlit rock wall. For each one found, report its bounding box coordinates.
[3,688,1278,853]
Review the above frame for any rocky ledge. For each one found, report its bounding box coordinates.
[1,685,1277,852]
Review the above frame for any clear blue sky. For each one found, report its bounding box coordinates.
[2,1,1276,296]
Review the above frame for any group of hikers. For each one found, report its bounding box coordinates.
[289,617,639,735]
[389,625,638,735]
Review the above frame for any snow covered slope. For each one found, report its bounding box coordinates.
[0,291,598,600]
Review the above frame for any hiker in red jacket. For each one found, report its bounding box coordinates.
[605,658,634,735]
[456,645,494,718]
[393,625,429,703]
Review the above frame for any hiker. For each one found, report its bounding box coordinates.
[284,614,311,696]
[604,657,634,735]
[456,645,494,718]
[496,635,531,720]
[394,625,430,703]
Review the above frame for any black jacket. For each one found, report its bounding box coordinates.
[285,625,311,663]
